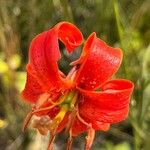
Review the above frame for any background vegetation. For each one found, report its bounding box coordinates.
[0,0,150,149]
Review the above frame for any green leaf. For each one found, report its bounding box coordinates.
[143,45,150,80]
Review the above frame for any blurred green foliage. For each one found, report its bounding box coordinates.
[0,0,150,150]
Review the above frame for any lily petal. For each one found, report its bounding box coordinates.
[21,64,45,103]
[78,79,134,123]
[74,33,123,90]
[56,22,83,53]
[28,22,83,91]
[71,117,110,136]
[72,117,88,136]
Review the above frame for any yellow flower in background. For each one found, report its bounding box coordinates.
[0,119,7,128]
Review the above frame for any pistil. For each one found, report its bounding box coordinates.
[47,104,69,131]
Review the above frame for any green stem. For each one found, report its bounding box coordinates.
[113,0,123,45]
[113,0,127,77]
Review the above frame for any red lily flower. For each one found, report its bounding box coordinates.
[22,22,134,150]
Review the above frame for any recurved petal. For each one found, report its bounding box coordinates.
[28,22,83,90]
[74,33,123,90]
[55,22,83,53]
[78,79,134,123]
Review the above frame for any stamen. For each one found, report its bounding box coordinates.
[22,105,55,132]
[37,126,48,135]
[47,98,58,105]
[32,105,58,114]
[66,130,73,150]
[22,110,33,132]
[65,107,77,133]
[32,115,51,135]
[47,131,56,150]
[85,127,95,150]
[32,91,69,115]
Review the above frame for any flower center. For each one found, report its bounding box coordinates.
[49,90,78,130]
[23,89,93,150]
[61,90,78,109]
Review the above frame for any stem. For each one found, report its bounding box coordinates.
[113,0,124,43]
[113,0,127,76]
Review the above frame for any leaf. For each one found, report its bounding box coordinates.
[143,44,150,81]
